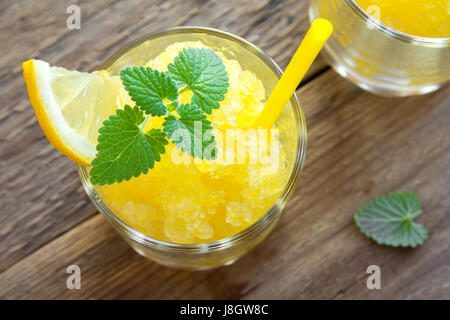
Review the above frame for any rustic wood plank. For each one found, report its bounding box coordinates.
[0,0,122,273]
[1,69,448,299]
[0,0,321,272]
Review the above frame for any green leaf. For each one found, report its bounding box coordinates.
[90,105,168,185]
[354,191,428,248]
[166,101,178,112]
[120,66,178,116]
[162,103,217,160]
[168,47,229,114]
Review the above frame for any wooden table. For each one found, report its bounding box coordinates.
[1,0,449,300]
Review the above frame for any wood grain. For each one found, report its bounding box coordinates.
[0,0,324,273]
[1,0,449,300]
[1,70,449,299]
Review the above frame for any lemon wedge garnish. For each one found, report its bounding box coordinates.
[23,59,127,165]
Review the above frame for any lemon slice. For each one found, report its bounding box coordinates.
[23,59,128,165]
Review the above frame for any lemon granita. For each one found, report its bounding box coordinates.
[23,27,305,268]
[93,41,294,244]
[355,0,450,38]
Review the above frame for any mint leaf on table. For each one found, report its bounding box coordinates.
[120,66,178,116]
[354,191,428,248]
[168,47,229,114]
[90,105,168,185]
[163,103,217,160]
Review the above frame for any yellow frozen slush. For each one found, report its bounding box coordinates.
[356,0,450,38]
[94,41,295,244]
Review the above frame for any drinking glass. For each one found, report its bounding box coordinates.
[309,0,450,96]
[77,27,307,270]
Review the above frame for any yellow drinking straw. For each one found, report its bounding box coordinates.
[253,19,333,129]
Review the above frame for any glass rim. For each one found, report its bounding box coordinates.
[346,0,450,47]
[78,26,307,252]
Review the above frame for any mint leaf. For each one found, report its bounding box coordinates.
[90,105,168,185]
[90,48,228,185]
[120,67,178,116]
[163,103,217,159]
[354,191,428,248]
[168,48,229,114]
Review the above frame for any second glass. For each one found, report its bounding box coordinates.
[309,0,450,96]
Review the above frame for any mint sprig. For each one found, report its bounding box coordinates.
[168,48,229,114]
[354,191,428,248]
[163,103,217,160]
[90,47,228,185]
[120,67,178,116]
[90,105,168,185]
